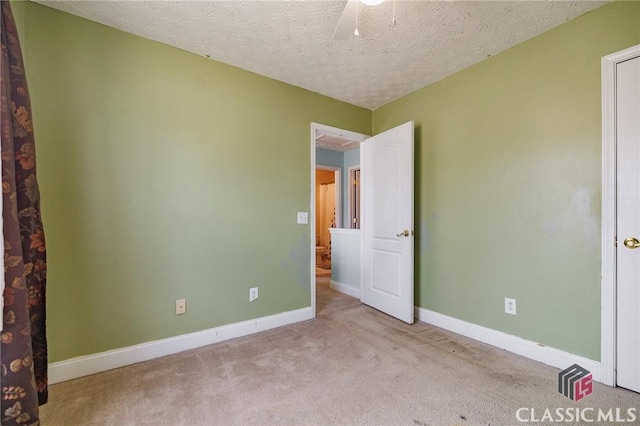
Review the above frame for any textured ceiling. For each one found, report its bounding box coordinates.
[35,0,606,110]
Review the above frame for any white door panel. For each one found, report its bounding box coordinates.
[361,121,414,324]
[371,250,401,296]
[616,55,640,393]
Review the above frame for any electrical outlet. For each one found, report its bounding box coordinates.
[176,298,186,315]
[504,298,516,315]
[297,212,308,224]
[249,287,259,302]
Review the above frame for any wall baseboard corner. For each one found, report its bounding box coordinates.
[49,306,313,384]
[330,280,361,299]
[414,306,602,383]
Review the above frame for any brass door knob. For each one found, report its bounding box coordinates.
[396,230,410,237]
[624,237,640,249]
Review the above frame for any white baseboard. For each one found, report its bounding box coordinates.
[415,306,602,383]
[49,303,601,385]
[330,280,360,299]
[49,306,314,384]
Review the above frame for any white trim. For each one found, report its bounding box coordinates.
[312,123,370,144]
[49,307,313,384]
[329,228,360,236]
[330,279,361,299]
[415,307,602,382]
[347,165,360,230]
[310,125,317,318]
[310,123,368,319]
[601,44,640,387]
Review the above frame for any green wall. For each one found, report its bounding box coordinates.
[373,1,640,360]
[13,1,370,362]
[13,0,640,365]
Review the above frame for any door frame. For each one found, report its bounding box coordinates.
[601,44,640,387]
[310,123,368,317]
[347,165,361,229]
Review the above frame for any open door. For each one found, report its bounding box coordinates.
[360,121,414,323]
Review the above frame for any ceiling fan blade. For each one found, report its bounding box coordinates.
[332,0,358,40]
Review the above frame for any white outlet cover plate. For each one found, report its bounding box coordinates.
[504,298,516,315]
[176,298,186,315]
[250,287,258,302]
[297,212,308,224]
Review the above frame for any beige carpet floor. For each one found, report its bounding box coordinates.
[41,278,638,425]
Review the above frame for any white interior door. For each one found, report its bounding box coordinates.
[616,55,640,393]
[360,121,414,323]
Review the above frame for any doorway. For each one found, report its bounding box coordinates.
[601,44,640,391]
[310,123,368,317]
[316,166,340,275]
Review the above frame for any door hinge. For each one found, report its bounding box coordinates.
[615,236,618,247]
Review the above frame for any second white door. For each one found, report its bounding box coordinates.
[616,54,640,393]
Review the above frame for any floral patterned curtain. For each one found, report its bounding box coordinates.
[1,1,48,424]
